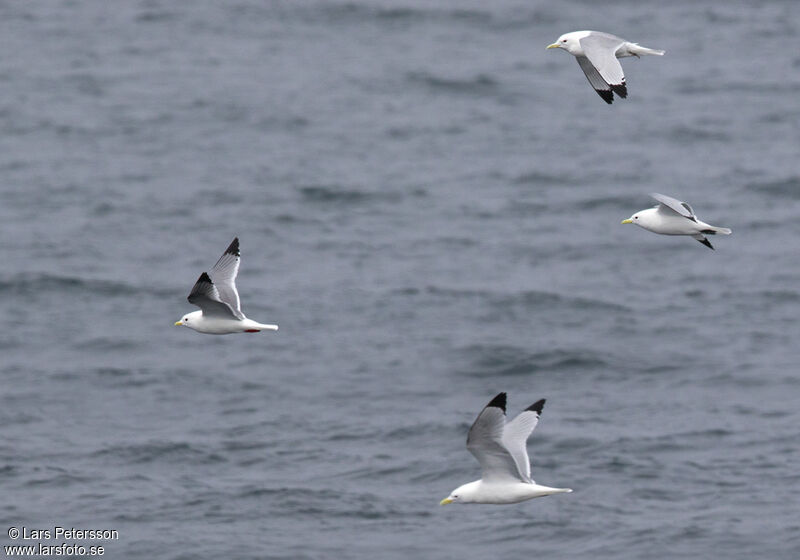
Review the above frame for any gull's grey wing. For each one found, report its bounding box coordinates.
[209,237,243,319]
[576,57,615,104]
[651,193,696,220]
[501,399,545,483]
[578,33,627,103]
[187,272,240,319]
[466,393,525,483]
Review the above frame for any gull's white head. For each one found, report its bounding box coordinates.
[174,310,202,328]
[547,32,585,55]
[621,213,639,226]
[440,481,480,506]
[621,206,660,228]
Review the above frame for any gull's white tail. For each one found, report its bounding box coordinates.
[629,44,665,56]
[534,485,573,496]
[708,226,732,235]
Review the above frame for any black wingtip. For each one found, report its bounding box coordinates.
[224,237,240,257]
[697,237,714,250]
[596,89,614,104]
[611,83,627,98]
[526,399,546,414]
[486,392,507,413]
[188,272,214,303]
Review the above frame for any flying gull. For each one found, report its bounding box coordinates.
[440,392,572,505]
[547,30,664,104]
[621,193,732,249]
[175,237,279,334]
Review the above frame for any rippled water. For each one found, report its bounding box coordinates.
[1,1,799,559]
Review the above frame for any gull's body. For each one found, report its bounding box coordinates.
[622,193,732,250]
[175,238,279,334]
[443,479,569,505]
[176,310,277,335]
[440,393,572,506]
[547,30,664,104]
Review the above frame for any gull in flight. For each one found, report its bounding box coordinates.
[175,237,279,334]
[440,392,572,506]
[547,30,664,104]
[621,193,732,250]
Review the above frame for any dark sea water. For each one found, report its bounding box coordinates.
[1,1,799,558]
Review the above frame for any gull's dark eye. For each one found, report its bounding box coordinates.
[562,39,567,42]
[634,216,638,220]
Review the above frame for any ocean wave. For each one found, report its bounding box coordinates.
[92,442,227,465]
[301,2,493,27]
[513,170,573,185]
[573,194,644,211]
[405,71,498,96]
[419,285,630,314]
[25,469,94,488]
[0,410,41,426]
[0,273,135,298]
[280,2,557,33]
[74,338,142,352]
[298,184,400,205]
[459,344,610,377]
[234,486,395,520]
[88,367,158,388]
[746,176,800,198]
[668,124,730,143]
[134,9,179,23]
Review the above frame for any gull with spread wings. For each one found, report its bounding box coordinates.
[440,393,572,505]
[622,193,732,250]
[175,237,279,334]
[547,30,664,104]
